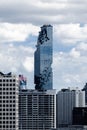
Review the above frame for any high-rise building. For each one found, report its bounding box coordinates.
[0,72,19,130]
[82,83,87,104]
[73,107,87,125]
[34,24,53,91]
[50,126,87,130]
[56,87,85,127]
[19,89,56,130]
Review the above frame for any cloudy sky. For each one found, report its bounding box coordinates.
[0,0,87,90]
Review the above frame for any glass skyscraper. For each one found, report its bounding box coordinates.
[34,25,53,91]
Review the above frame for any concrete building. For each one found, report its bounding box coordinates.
[19,89,56,130]
[34,24,53,91]
[73,107,87,125]
[0,72,19,130]
[50,125,87,130]
[56,87,85,127]
[82,83,87,105]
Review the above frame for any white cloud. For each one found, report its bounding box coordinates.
[54,24,87,45]
[0,23,39,42]
[23,57,34,72]
[70,42,87,57]
[0,43,35,88]
[69,48,80,58]
[53,44,87,90]
[77,42,87,51]
[63,74,81,84]
[0,43,34,72]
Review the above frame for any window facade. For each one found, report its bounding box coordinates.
[34,25,53,91]
[0,73,19,130]
[19,89,56,130]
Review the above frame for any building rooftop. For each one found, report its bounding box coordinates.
[19,89,57,95]
[0,72,16,77]
[41,24,52,28]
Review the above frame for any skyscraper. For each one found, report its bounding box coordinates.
[0,72,19,130]
[19,89,56,130]
[82,83,87,105]
[34,25,53,91]
[56,87,85,127]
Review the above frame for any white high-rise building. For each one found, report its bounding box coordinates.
[19,89,56,130]
[56,87,85,127]
[0,72,19,130]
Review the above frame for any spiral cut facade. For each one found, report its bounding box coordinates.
[34,25,53,91]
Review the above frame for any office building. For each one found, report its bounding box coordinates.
[56,87,85,127]
[82,83,87,105]
[73,107,87,125]
[19,89,56,130]
[34,25,53,91]
[50,125,87,130]
[0,72,19,130]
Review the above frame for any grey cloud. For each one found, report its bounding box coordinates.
[0,0,86,24]
[67,0,87,3]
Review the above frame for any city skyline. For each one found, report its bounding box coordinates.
[0,0,87,90]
